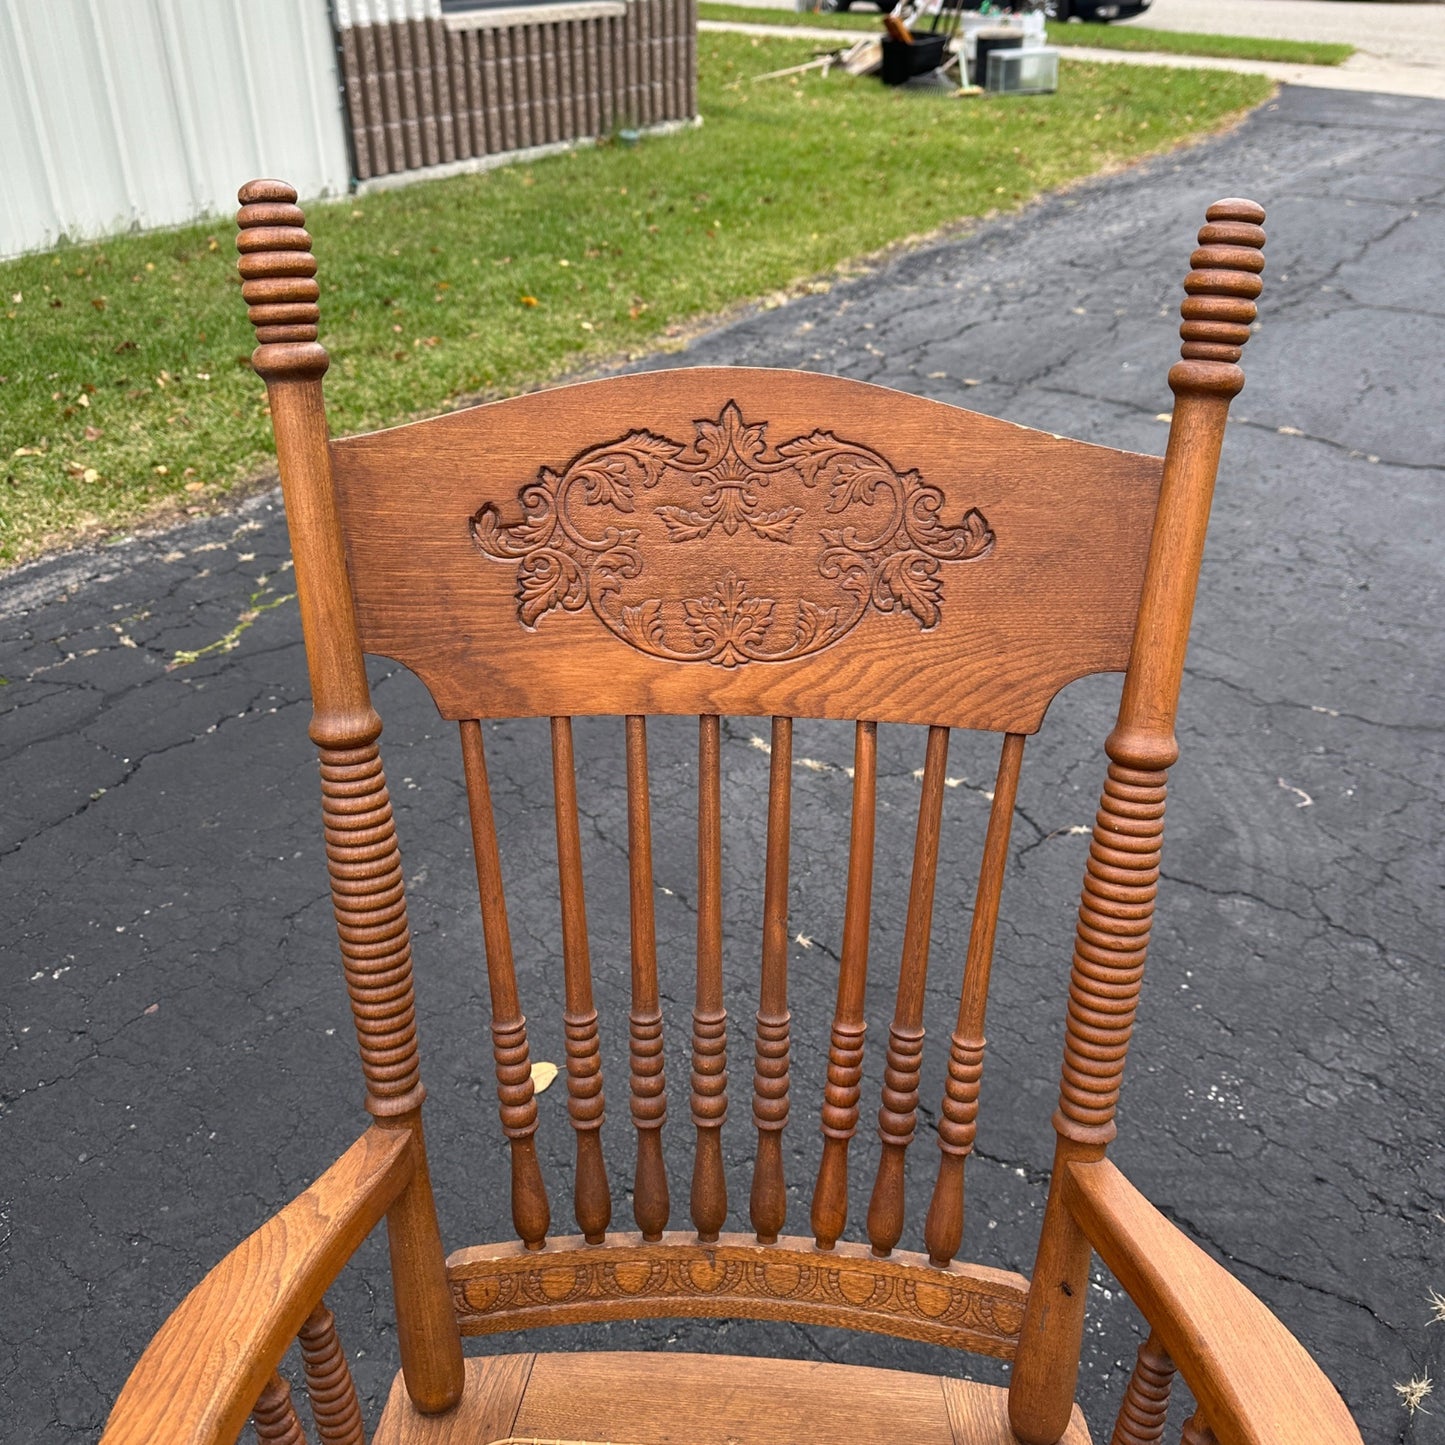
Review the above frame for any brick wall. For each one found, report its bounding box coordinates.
[333,0,698,181]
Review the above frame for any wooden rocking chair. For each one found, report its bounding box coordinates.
[100,181,1363,1445]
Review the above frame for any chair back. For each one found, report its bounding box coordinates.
[236,180,1265,1428]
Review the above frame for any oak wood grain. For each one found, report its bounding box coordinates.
[438,1354,1091,1445]
[447,1233,1027,1356]
[812,719,877,1251]
[1009,199,1267,1445]
[375,1354,535,1445]
[625,715,671,1241]
[1109,1332,1176,1445]
[551,716,611,1244]
[109,187,1356,1445]
[1181,1411,1220,1445]
[237,178,464,1413]
[867,724,950,1258]
[499,1350,1069,1445]
[460,720,551,1251]
[252,1372,308,1444]
[329,370,1162,734]
[925,731,1026,1267]
[299,1300,368,1445]
[101,1127,412,1445]
[750,715,793,1245]
[1062,1159,1362,1445]
[689,714,729,1242]
[942,1377,1091,1445]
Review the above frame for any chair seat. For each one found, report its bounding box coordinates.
[374,1350,1092,1445]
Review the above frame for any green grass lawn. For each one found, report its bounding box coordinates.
[0,32,1269,566]
[700,3,1354,65]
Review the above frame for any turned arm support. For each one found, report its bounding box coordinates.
[100,1126,415,1445]
[1061,1158,1362,1445]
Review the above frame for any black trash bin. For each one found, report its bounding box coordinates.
[880,30,949,85]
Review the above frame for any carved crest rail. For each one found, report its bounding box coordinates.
[471,401,995,667]
[447,1233,1028,1357]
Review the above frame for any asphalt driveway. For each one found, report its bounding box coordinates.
[2,86,1442,1443]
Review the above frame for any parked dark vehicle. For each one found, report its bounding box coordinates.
[825,0,1151,20]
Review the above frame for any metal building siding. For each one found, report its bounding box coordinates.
[0,0,351,258]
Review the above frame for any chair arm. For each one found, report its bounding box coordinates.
[1061,1158,1362,1445]
[101,1124,415,1445]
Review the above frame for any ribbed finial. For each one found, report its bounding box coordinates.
[236,179,328,381]
[1174,198,1265,381]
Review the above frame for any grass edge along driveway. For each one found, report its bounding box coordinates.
[0,32,1271,568]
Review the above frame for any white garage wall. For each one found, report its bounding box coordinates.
[0,0,352,258]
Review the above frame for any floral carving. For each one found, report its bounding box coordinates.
[448,1235,1026,1358]
[471,401,994,666]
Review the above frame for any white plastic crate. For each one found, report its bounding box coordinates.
[985,46,1059,95]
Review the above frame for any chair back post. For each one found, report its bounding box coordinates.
[236,179,464,1415]
[1009,199,1266,1445]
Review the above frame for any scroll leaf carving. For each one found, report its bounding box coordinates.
[472,401,994,667]
[448,1233,1026,1357]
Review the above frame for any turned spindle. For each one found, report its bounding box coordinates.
[551,716,612,1243]
[1110,1333,1177,1445]
[812,721,877,1251]
[299,1301,366,1445]
[1009,199,1265,1445]
[751,716,794,1245]
[251,1373,307,1445]
[460,720,551,1250]
[626,716,670,1241]
[691,714,730,1242]
[867,725,950,1257]
[236,179,462,1413]
[1180,1410,1219,1445]
[923,731,1025,1268]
